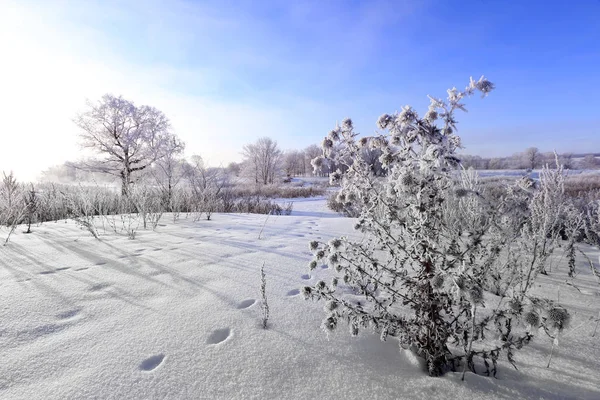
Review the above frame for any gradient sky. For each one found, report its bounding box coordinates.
[1,0,599,181]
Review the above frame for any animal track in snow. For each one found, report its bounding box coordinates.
[38,270,56,275]
[321,264,329,269]
[286,289,300,296]
[95,262,107,266]
[237,299,256,309]
[75,267,89,272]
[207,328,231,345]
[139,354,165,371]
[39,267,70,275]
[301,274,311,280]
[56,308,81,321]
[89,282,111,292]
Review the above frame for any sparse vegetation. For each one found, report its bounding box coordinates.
[260,262,269,329]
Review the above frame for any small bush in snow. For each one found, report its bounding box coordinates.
[23,184,38,234]
[65,185,100,239]
[304,77,580,377]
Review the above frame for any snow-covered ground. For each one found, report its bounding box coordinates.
[1,197,599,399]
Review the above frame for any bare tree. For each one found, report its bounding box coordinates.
[152,152,186,211]
[283,150,305,177]
[227,162,242,177]
[242,137,282,185]
[523,147,541,170]
[488,157,505,170]
[184,155,220,194]
[558,152,574,169]
[74,94,185,196]
[184,155,227,218]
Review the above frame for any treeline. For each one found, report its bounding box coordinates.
[459,147,600,170]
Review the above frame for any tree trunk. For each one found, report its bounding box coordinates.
[121,170,131,197]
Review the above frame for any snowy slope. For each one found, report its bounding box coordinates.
[1,197,599,399]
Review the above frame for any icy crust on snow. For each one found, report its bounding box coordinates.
[0,198,599,399]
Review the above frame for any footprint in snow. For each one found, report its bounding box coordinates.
[139,354,165,371]
[237,299,256,309]
[39,267,70,275]
[38,270,56,275]
[95,261,107,266]
[286,289,300,296]
[56,308,81,321]
[89,282,111,292]
[301,274,311,280]
[207,328,231,345]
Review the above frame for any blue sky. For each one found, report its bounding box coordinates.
[1,0,598,180]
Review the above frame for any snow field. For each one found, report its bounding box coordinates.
[0,197,598,399]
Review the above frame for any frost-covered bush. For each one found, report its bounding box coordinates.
[64,184,100,239]
[23,184,39,234]
[0,172,26,244]
[129,183,163,230]
[326,191,361,217]
[303,77,579,377]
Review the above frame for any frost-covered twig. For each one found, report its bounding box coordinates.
[260,262,269,329]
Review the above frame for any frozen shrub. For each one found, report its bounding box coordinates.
[304,77,578,377]
[23,184,38,234]
[130,183,163,230]
[0,172,26,244]
[326,192,360,217]
[64,185,100,239]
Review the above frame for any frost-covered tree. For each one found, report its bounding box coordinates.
[151,151,186,212]
[242,137,283,185]
[523,147,541,170]
[184,155,227,219]
[303,77,577,377]
[74,94,185,196]
[283,150,306,177]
